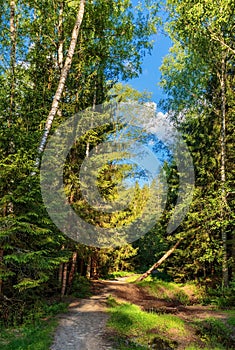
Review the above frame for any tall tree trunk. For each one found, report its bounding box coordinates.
[8,0,16,130]
[58,245,65,284]
[58,262,63,284]
[79,259,84,276]
[9,0,16,125]
[232,239,235,280]
[220,56,229,287]
[136,239,183,282]
[58,1,64,71]
[86,255,91,279]
[68,251,78,286]
[91,249,98,278]
[36,0,85,167]
[0,249,4,295]
[61,262,68,297]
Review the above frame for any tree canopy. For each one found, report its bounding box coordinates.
[0,0,234,327]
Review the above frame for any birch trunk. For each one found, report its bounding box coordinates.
[232,241,235,280]
[36,0,85,167]
[220,56,229,287]
[136,239,182,282]
[9,0,16,125]
[58,1,64,71]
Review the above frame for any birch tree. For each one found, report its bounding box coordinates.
[9,0,16,123]
[0,0,159,319]
[36,0,85,167]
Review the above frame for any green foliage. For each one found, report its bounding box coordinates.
[0,0,159,324]
[0,301,67,349]
[70,274,91,298]
[112,338,148,350]
[195,317,235,349]
[1,0,234,339]
[227,315,235,327]
[159,0,235,285]
[0,292,68,327]
[202,284,235,307]
[108,82,152,103]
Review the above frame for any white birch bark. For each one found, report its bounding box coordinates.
[36,0,85,167]
[58,1,64,71]
[10,0,16,123]
[136,239,183,282]
[220,56,229,287]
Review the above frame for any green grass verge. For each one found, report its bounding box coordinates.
[0,302,68,350]
[103,271,137,280]
[136,277,202,305]
[0,319,57,350]
[107,297,186,348]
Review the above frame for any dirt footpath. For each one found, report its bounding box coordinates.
[50,278,142,350]
[50,278,235,350]
[50,285,115,350]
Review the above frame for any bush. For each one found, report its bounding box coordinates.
[202,284,235,307]
[70,274,91,298]
[196,318,235,348]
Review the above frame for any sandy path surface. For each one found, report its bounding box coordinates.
[50,285,115,350]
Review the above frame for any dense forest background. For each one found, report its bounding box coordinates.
[0,0,234,326]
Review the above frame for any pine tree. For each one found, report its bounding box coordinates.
[160,0,235,285]
[0,0,159,319]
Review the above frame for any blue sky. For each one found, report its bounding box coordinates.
[126,31,172,107]
[124,0,172,108]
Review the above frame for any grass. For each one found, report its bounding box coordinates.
[136,277,201,305]
[0,301,68,350]
[107,297,186,348]
[185,345,225,350]
[107,278,235,349]
[107,297,235,350]
[0,319,58,350]
[227,315,235,326]
[200,284,235,307]
[103,271,137,280]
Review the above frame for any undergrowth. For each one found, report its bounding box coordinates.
[195,317,235,349]
[0,301,68,350]
[0,319,57,350]
[137,277,202,305]
[70,274,92,298]
[202,282,235,307]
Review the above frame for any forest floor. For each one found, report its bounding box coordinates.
[50,277,235,350]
